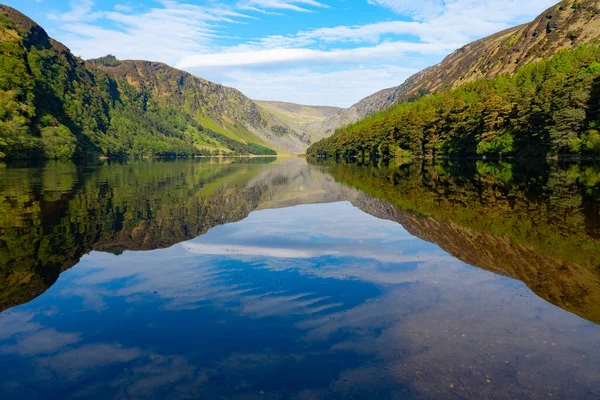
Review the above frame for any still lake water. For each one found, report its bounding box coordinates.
[1,157,600,399]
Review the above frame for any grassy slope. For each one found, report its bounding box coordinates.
[255,101,342,147]
[87,59,277,151]
[196,115,269,147]
[255,101,341,129]
[90,58,310,154]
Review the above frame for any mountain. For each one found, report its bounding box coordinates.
[316,68,434,140]
[256,68,432,145]
[0,5,305,159]
[311,0,600,141]
[308,0,600,159]
[315,87,397,140]
[396,0,600,101]
[255,100,342,144]
[87,58,308,154]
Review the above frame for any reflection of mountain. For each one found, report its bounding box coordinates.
[0,159,273,310]
[0,158,355,310]
[2,158,600,328]
[353,194,600,325]
[326,161,600,325]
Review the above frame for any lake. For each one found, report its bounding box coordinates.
[0,157,599,399]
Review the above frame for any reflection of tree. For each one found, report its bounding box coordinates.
[0,159,276,310]
[3,158,600,326]
[323,160,600,324]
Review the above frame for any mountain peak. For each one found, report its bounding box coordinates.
[0,4,51,49]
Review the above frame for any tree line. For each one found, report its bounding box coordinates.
[308,45,600,160]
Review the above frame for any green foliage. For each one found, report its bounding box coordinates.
[476,132,514,156]
[89,54,121,67]
[0,158,277,309]
[0,14,276,159]
[246,142,277,155]
[40,124,76,159]
[271,125,287,137]
[584,129,600,151]
[308,45,600,160]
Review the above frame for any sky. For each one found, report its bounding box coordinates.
[9,0,558,107]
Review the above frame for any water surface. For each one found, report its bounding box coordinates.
[1,158,599,399]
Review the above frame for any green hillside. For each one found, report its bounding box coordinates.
[0,6,278,159]
[308,45,600,159]
[310,0,600,144]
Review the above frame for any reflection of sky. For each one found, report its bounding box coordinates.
[1,202,600,399]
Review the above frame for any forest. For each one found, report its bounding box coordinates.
[308,45,600,160]
[0,13,276,159]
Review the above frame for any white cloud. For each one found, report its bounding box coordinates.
[49,0,99,22]
[369,0,556,24]
[198,65,418,107]
[53,0,251,64]
[47,0,558,106]
[239,0,329,13]
[114,4,133,13]
[367,0,444,20]
[177,41,449,69]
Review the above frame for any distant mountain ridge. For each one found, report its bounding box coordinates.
[254,100,342,144]
[316,68,434,141]
[0,5,305,158]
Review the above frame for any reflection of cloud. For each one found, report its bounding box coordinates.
[37,343,142,381]
[5,197,600,398]
[1,329,80,356]
[8,340,211,397]
[297,278,600,399]
[209,202,408,241]
[60,287,109,312]
[59,202,488,317]
[111,353,207,399]
[184,242,450,265]
[184,202,458,266]
[0,312,41,340]
[239,292,343,318]
[187,242,326,259]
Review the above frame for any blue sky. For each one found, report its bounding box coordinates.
[10,0,557,107]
